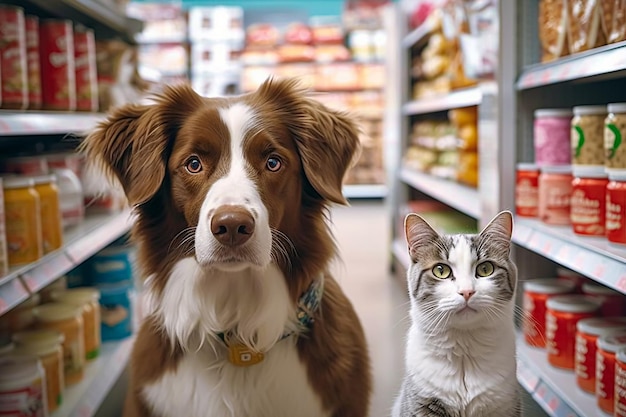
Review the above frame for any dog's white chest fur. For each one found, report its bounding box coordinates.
[142,258,329,417]
[142,341,328,417]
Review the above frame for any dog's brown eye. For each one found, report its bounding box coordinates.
[266,156,282,172]
[186,156,203,174]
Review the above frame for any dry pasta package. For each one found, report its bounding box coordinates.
[567,0,606,54]
[539,0,569,62]
[600,0,626,43]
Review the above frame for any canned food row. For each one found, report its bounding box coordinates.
[533,104,626,172]
[0,238,138,416]
[515,163,626,244]
[522,272,626,416]
[0,5,98,111]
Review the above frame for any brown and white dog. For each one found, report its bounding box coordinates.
[82,79,371,417]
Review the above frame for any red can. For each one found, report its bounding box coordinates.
[0,5,28,109]
[523,279,576,348]
[546,295,600,369]
[74,28,98,112]
[582,282,626,316]
[538,165,573,225]
[39,19,75,111]
[617,348,626,417]
[25,15,41,109]
[575,317,626,393]
[571,167,608,236]
[596,333,626,414]
[516,163,539,217]
[607,172,626,245]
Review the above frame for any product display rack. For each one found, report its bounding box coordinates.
[390,1,626,416]
[0,2,141,416]
[50,336,135,417]
[16,0,142,44]
[501,2,626,415]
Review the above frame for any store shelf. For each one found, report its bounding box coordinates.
[51,336,135,417]
[0,278,30,318]
[0,210,133,316]
[516,333,596,417]
[512,218,626,294]
[517,41,626,90]
[399,167,481,218]
[402,87,482,115]
[20,0,142,44]
[343,184,387,199]
[392,238,411,271]
[0,112,105,136]
[402,17,437,49]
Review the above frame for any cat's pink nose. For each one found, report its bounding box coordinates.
[459,290,475,301]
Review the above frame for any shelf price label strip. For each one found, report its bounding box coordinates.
[20,253,75,293]
[0,278,30,315]
[65,212,133,264]
[533,382,578,417]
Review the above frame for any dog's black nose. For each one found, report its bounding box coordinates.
[211,206,255,246]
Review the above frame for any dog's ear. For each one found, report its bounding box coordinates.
[81,84,204,206]
[256,78,360,205]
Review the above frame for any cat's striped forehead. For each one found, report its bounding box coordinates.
[418,234,478,265]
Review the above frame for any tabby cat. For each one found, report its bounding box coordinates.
[393,211,520,417]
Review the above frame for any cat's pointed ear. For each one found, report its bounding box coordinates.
[405,214,439,260]
[479,211,513,252]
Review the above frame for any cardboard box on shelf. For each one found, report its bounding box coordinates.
[191,41,243,72]
[188,6,244,42]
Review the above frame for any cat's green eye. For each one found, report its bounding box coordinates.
[476,261,495,277]
[432,264,452,279]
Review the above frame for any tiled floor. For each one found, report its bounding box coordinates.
[329,200,409,417]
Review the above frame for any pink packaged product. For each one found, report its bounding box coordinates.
[534,108,572,166]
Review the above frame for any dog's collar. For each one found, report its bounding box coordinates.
[218,276,324,366]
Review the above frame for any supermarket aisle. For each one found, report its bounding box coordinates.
[329,200,409,417]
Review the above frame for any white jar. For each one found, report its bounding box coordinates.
[0,355,48,416]
[51,168,84,228]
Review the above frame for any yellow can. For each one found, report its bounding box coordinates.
[33,174,63,254]
[12,329,65,412]
[3,176,42,265]
[51,288,101,360]
[33,303,85,386]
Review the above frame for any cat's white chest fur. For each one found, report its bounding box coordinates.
[406,325,518,415]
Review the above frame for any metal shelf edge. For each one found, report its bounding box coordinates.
[399,168,481,218]
[512,218,626,294]
[343,184,387,199]
[516,332,595,417]
[517,42,626,90]
[0,112,106,136]
[402,87,482,115]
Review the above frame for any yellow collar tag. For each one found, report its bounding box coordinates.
[228,344,265,367]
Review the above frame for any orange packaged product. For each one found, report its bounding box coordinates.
[539,0,569,62]
[516,163,540,217]
[574,317,626,393]
[50,288,101,360]
[33,303,85,386]
[33,174,63,254]
[13,330,65,412]
[545,295,600,369]
[596,333,626,414]
[600,0,626,43]
[3,177,43,266]
[567,0,606,54]
[522,279,576,347]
